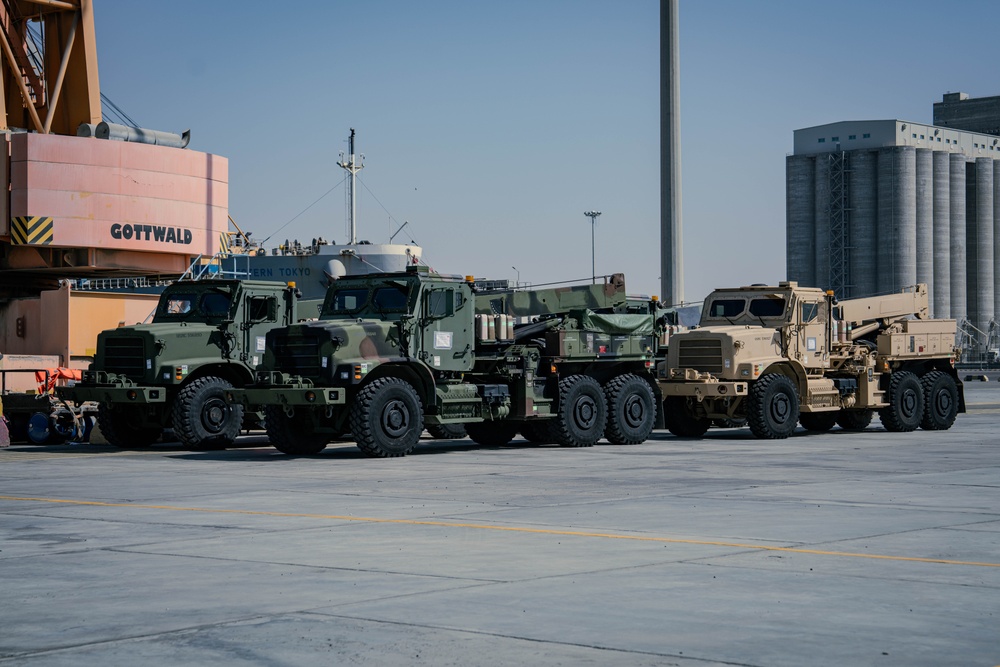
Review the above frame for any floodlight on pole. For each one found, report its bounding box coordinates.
[512,266,520,287]
[584,211,602,284]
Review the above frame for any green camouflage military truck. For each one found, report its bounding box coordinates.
[233,266,662,456]
[57,279,318,449]
[658,282,964,439]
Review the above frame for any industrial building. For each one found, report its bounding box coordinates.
[786,92,1000,349]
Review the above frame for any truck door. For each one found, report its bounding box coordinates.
[243,293,277,368]
[420,287,474,373]
[798,298,828,370]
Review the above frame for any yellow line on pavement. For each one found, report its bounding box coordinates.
[2,494,998,569]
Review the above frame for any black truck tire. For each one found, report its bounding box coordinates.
[554,374,607,447]
[465,421,518,446]
[426,423,467,440]
[879,371,923,432]
[604,373,656,445]
[836,409,873,431]
[350,377,424,457]
[264,406,329,455]
[920,371,959,431]
[663,396,711,438]
[97,403,163,448]
[172,376,244,450]
[799,411,838,433]
[747,373,800,439]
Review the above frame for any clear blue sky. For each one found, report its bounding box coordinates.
[95,0,999,304]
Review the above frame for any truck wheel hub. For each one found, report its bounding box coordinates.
[624,396,645,427]
[769,394,791,423]
[204,401,227,430]
[574,397,597,429]
[381,400,409,437]
[933,390,951,414]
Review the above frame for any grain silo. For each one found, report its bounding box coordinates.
[787,93,1000,349]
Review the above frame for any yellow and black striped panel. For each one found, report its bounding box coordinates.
[10,216,54,245]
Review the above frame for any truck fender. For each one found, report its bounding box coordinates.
[361,360,435,407]
[760,361,808,399]
[183,363,254,389]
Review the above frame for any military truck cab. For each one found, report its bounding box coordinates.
[57,279,313,449]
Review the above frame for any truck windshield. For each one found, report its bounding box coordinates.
[322,279,415,319]
[201,290,232,316]
[155,288,233,321]
[748,296,786,318]
[372,283,411,313]
[325,288,369,315]
[706,299,745,319]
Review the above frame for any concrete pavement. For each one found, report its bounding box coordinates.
[1,388,998,666]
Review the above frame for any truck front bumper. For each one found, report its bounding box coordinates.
[659,380,748,400]
[56,384,167,405]
[235,386,347,409]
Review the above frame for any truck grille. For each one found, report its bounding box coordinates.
[103,337,145,379]
[676,338,724,373]
[272,332,323,378]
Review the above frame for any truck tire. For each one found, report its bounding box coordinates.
[97,403,163,448]
[747,374,799,439]
[799,411,837,433]
[465,421,517,446]
[350,377,424,457]
[920,371,959,431]
[604,374,656,445]
[520,420,557,444]
[264,405,329,455]
[172,376,244,450]
[663,396,711,438]
[426,423,467,440]
[836,410,873,431]
[879,371,923,432]
[554,375,607,447]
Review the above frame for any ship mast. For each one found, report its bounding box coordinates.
[337,128,364,244]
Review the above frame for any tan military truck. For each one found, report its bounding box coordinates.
[658,282,963,439]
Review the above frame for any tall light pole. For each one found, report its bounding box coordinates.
[512,266,520,287]
[584,210,601,284]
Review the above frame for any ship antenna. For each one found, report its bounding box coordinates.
[337,128,364,244]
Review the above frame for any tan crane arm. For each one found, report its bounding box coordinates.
[838,284,929,326]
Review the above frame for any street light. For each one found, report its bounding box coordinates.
[512,266,520,288]
[583,211,602,284]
